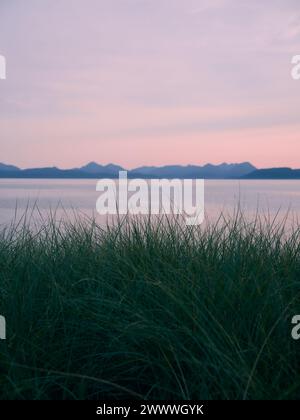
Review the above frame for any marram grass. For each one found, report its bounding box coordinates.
[0,211,300,400]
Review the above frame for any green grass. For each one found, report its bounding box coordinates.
[0,211,300,400]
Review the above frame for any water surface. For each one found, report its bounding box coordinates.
[0,179,299,228]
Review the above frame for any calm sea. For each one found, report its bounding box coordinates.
[0,179,300,228]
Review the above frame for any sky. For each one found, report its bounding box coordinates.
[0,0,299,169]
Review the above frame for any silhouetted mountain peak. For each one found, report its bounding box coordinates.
[0,162,20,172]
[132,162,256,178]
[80,162,125,174]
[2,161,299,179]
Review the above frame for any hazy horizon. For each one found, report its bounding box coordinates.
[0,159,266,171]
[0,0,299,169]
[0,159,285,171]
[0,159,296,171]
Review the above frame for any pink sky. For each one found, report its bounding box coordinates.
[0,0,300,169]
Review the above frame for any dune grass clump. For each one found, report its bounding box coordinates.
[0,211,300,400]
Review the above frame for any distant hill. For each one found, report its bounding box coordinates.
[0,161,299,179]
[243,167,300,179]
[131,162,256,178]
[0,161,257,179]
[0,162,20,172]
[0,166,121,179]
[79,162,125,175]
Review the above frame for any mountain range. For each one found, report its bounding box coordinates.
[0,161,299,179]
